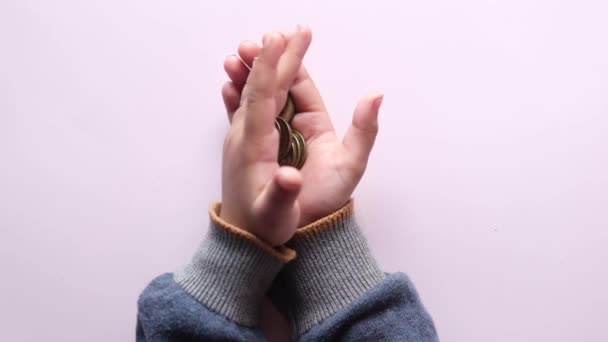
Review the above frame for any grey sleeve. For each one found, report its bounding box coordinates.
[272,201,440,341]
[136,203,296,341]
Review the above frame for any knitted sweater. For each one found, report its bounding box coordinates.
[136,201,439,341]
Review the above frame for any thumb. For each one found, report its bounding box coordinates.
[252,166,302,245]
[342,93,383,166]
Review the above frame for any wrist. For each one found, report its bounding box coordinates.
[219,194,299,246]
[298,195,352,227]
[213,202,296,259]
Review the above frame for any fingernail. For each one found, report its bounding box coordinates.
[372,94,384,111]
[295,24,302,32]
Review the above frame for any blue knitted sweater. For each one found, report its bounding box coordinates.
[137,202,439,341]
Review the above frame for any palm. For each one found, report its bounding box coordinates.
[293,117,354,226]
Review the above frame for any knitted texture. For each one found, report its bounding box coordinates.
[173,203,295,327]
[137,201,439,341]
[281,200,386,335]
[137,273,266,341]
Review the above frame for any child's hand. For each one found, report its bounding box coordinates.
[222,26,383,228]
[219,29,312,246]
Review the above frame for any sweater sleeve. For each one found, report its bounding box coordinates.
[273,201,439,341]
[136,203,296,342]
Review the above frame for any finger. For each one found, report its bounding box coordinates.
[342,93,383,166]
[237,40,262,68]
[253,166,302,245]
[221,81,240,123]
[276,25,312,93]
[241,32,286,139]
[288,64,335,139]
[261,26,325,116]
[224,55,250,90]
[290,64,327,114]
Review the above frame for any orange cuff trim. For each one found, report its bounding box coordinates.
[291,200,355,243]
[209,203,296,263]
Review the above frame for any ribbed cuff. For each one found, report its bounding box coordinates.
[174,203,296,327]
[281,200,385,335]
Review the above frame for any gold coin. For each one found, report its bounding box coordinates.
[278,138,294,167]
[292,130,307,169]
[280,138,298,168]
[279,94,296,122]
[291,134,301,167]
[275,92,305,168]
[274,117,292,159]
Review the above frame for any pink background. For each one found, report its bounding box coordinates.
[2,0,607,341]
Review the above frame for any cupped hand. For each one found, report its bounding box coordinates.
[219,29,313,246]
[222,26,383,228]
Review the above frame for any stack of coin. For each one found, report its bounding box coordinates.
[274,94,307,169]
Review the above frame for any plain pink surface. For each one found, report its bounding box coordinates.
[2,0,608,341]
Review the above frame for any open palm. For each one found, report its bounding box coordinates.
[222,28,383,226]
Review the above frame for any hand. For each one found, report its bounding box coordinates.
[219,28,312,246]
[222,26,383,227]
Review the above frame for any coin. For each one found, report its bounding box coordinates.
[274,117,292,159]
[291,135,301,168]
[279,95,295,122]
[292,130,307,169]
[279,142,294,167]
[275,92,307,169]
[279,136,298,168]
[290,136,301,167]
